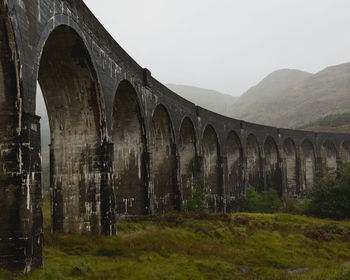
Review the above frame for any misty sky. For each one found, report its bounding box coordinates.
[83,1,350,95]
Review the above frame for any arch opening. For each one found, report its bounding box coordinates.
[246,134,262,192]
[264,137,282,196]
[340,141,350,163]
[300,139,316,193]
[202,125,221,212]
[179,117,197,206]
[38,25,103,234]
[282,138,298,197]
[226,131,243,204]
[321,140,337,174]
[112,81,147,216]
[151,105,177,213]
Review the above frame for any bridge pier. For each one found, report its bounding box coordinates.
[0,113,43,271]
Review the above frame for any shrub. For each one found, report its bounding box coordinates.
[306,162,350,220]
[259,188,283,213]
[282,195,310,215]
[182,175,207,213]
[230,186,283,214]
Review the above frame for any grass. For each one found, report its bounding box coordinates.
[2,201,350,280]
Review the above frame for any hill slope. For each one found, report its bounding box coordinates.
[230,63,350,129]
[166,84,238,117]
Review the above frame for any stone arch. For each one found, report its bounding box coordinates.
[321,140,337,174]
[226,131,243,202]
[300,139,316,192]
[151,104,177,213]
[179,117,197,206]
[340,141,350,163]
[38,25,104,234]
[246,134,262,192]
[282,138,298,197]
[112,80,147,216]
[202,125,221,212]
[264,136,282,195]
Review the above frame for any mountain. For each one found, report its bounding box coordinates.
[229,63,350,129]
[166,84,238,117]
[237,69,312,102]
[298,112,350,134]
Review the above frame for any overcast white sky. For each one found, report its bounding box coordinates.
[83,0,350,96]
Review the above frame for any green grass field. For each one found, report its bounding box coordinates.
[2,201,350,280]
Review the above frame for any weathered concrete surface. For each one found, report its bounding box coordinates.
[39,25,104,235]
[113,81,147,216]
[179,117,197,205]
[150,105,178,213]
[203,125,221,212]
[282,138,298,197]
[226,131,243,205]
[300,140,316,194]
[321,140,337,174]
[246,134,262,192]
[1,0,350,271]
[264,137,282,195]
[341,141,350,163]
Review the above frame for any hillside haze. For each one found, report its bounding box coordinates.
[166,84,238,117]
[168,62,350,132]
[230,63,350,129]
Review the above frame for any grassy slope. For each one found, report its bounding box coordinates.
[2,201,350,280]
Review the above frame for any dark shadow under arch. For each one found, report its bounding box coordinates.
[341,141,350,163]
[38,25,104,234]
[226,131,243,203]
[246,134,262,192]
[264,136,282,196]
[112,80,147,216]
[321,140,337,174]
[300,139,316,193]
[179,117,197,206]
[151,104,177,213]
[282,138,298,197]
[202,125,221,212]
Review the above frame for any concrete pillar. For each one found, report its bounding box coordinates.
[220,156,228,213]
[0,113,43,271]
[100,141,116,236]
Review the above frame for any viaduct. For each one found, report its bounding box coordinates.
[1,0,350,272]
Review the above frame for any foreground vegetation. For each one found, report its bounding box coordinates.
[1,202,350,280]
[2,165,350,279]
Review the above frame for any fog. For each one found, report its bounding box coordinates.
[82,0,350,95]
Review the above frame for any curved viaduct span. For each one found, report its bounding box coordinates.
[1,0,350,271]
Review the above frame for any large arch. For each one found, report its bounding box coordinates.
[321,140,337,174]
[340,141,350,163]
[202,125,221,212]
[264,136,282,195]
[226,131,243,203]
[300,139,316,193]
[282,138,298,197]
[179,117,197,206]
[246,134,262,192]
[112,81,147,216]
[150,105,177,213]
[38,25,103,234]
